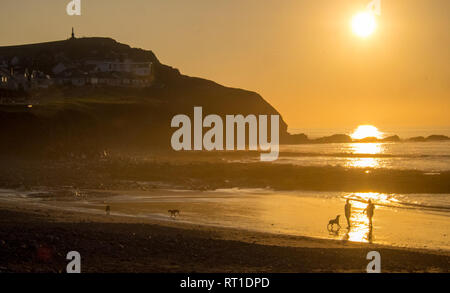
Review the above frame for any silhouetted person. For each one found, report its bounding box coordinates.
[344,199,352,228]
[106,205,110,216]
[363,199,375,227]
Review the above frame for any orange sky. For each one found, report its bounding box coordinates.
[0,0,448,130]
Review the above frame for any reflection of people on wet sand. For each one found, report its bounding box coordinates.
[367,225,374,243]
[344,199,352,228]
[342,230,349,241]
[363,199,375,226]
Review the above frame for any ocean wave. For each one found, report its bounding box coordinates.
[344,193,450,213]
[278,152,450,159]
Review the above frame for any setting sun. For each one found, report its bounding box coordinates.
[351,125,383,139]
[351,11,377,38]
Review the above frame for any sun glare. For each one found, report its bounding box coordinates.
[351,125,383,140]
[351,11,377,38]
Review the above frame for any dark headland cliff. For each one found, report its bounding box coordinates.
[0,37,291,156]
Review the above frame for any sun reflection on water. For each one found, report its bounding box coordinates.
[351,143,383,154]
[346,143,384,169]
[345,210,373,243]
[349,158,379,168]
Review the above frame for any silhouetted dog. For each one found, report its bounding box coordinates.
[327,215,341,231]
[168,209,180,218]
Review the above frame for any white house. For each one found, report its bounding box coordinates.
[86,59,153,76]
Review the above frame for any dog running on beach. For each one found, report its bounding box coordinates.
[168,209,180,218]
[327,215,341,231]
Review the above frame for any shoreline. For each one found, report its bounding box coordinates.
[0,200,448,273]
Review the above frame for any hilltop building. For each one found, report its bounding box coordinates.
[50,29,155,87]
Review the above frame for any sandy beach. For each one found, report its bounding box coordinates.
[0,195,448,273]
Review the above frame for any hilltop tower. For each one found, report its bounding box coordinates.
[71,27,75,39]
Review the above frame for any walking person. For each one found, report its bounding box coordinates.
[344,199,352,228]
[363,199,375,227]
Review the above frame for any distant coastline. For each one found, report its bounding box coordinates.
[284,132,450,145]
[289,127,450,139]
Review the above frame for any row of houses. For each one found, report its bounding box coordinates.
[0,68,53,91]
[55,70,153,87]
[0,58,154,92]
[52,59,153,77]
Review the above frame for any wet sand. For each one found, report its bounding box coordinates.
[0,200,448,273]
[3,188,448,251]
